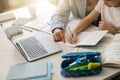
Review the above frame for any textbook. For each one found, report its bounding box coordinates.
[0,12,15,22]
[102,34,120,67]
[7,61,51,80]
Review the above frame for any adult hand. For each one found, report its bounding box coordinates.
[66,31,77,44]
[53,28,65,43]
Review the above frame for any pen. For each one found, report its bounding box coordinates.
[67,26,73,38]
[0,23,6,30]
[0,23,3,28]
[20,26,33,32]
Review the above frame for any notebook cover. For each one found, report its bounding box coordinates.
[7,61,48,80]
[26,61,52,80]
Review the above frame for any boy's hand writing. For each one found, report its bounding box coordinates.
[66,31,77,44]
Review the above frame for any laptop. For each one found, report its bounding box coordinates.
[15,33,62,62]
[76,30,108,47]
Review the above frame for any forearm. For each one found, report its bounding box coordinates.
[50,0,70,32]
[51,18,67,32]
[73,18,92,34]
[73,9,100,35]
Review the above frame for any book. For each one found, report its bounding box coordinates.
[7,61,49,80]
[0,12,15,22]
[26,61,52,80]
[102,34,120,67]
[24,18,51,34]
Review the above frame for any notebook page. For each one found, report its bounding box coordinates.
[102,34,120,67]
[64,32,89,47]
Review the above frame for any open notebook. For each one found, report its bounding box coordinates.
[15,33,62,62]
[65,30,108,47]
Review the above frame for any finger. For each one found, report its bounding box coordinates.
[98,21,103,30]
[56,33,62,41]
[68,34,75,44]
[68,37,73,43]
[53,35,59,41]
[59,32,65,43]
[99,21,101,23]
[53,34,61,41]
[99,26,103,30]
[98,25,101,30]
[67,34,73,43]
[72,33,77,42]
[98,23,103,30]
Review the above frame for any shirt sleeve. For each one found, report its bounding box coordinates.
[95,0,103,13]
[50,0,70,32]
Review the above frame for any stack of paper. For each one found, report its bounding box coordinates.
[7,61,52,80]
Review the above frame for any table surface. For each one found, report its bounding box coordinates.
[0,1,120,80]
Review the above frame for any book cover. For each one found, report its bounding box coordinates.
[26,61,52,80]
[7,61,48,80]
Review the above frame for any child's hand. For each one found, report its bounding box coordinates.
[98,21,112,30]
[98,21,118,34]
[66,31,77,44]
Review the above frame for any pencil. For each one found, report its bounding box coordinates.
[0,24,3,28]
[67,26,73,38]
[20,26,33,32]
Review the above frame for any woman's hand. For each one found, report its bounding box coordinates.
[53,28,65,43]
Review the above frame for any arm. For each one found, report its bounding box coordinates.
[74,9,100,34]
[51,0,70,43]
[67,9,100,43]
[51,0,70,32]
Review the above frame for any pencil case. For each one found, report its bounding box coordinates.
[61,52,102,77]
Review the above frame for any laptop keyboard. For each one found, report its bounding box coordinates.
[18,36,48,59]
